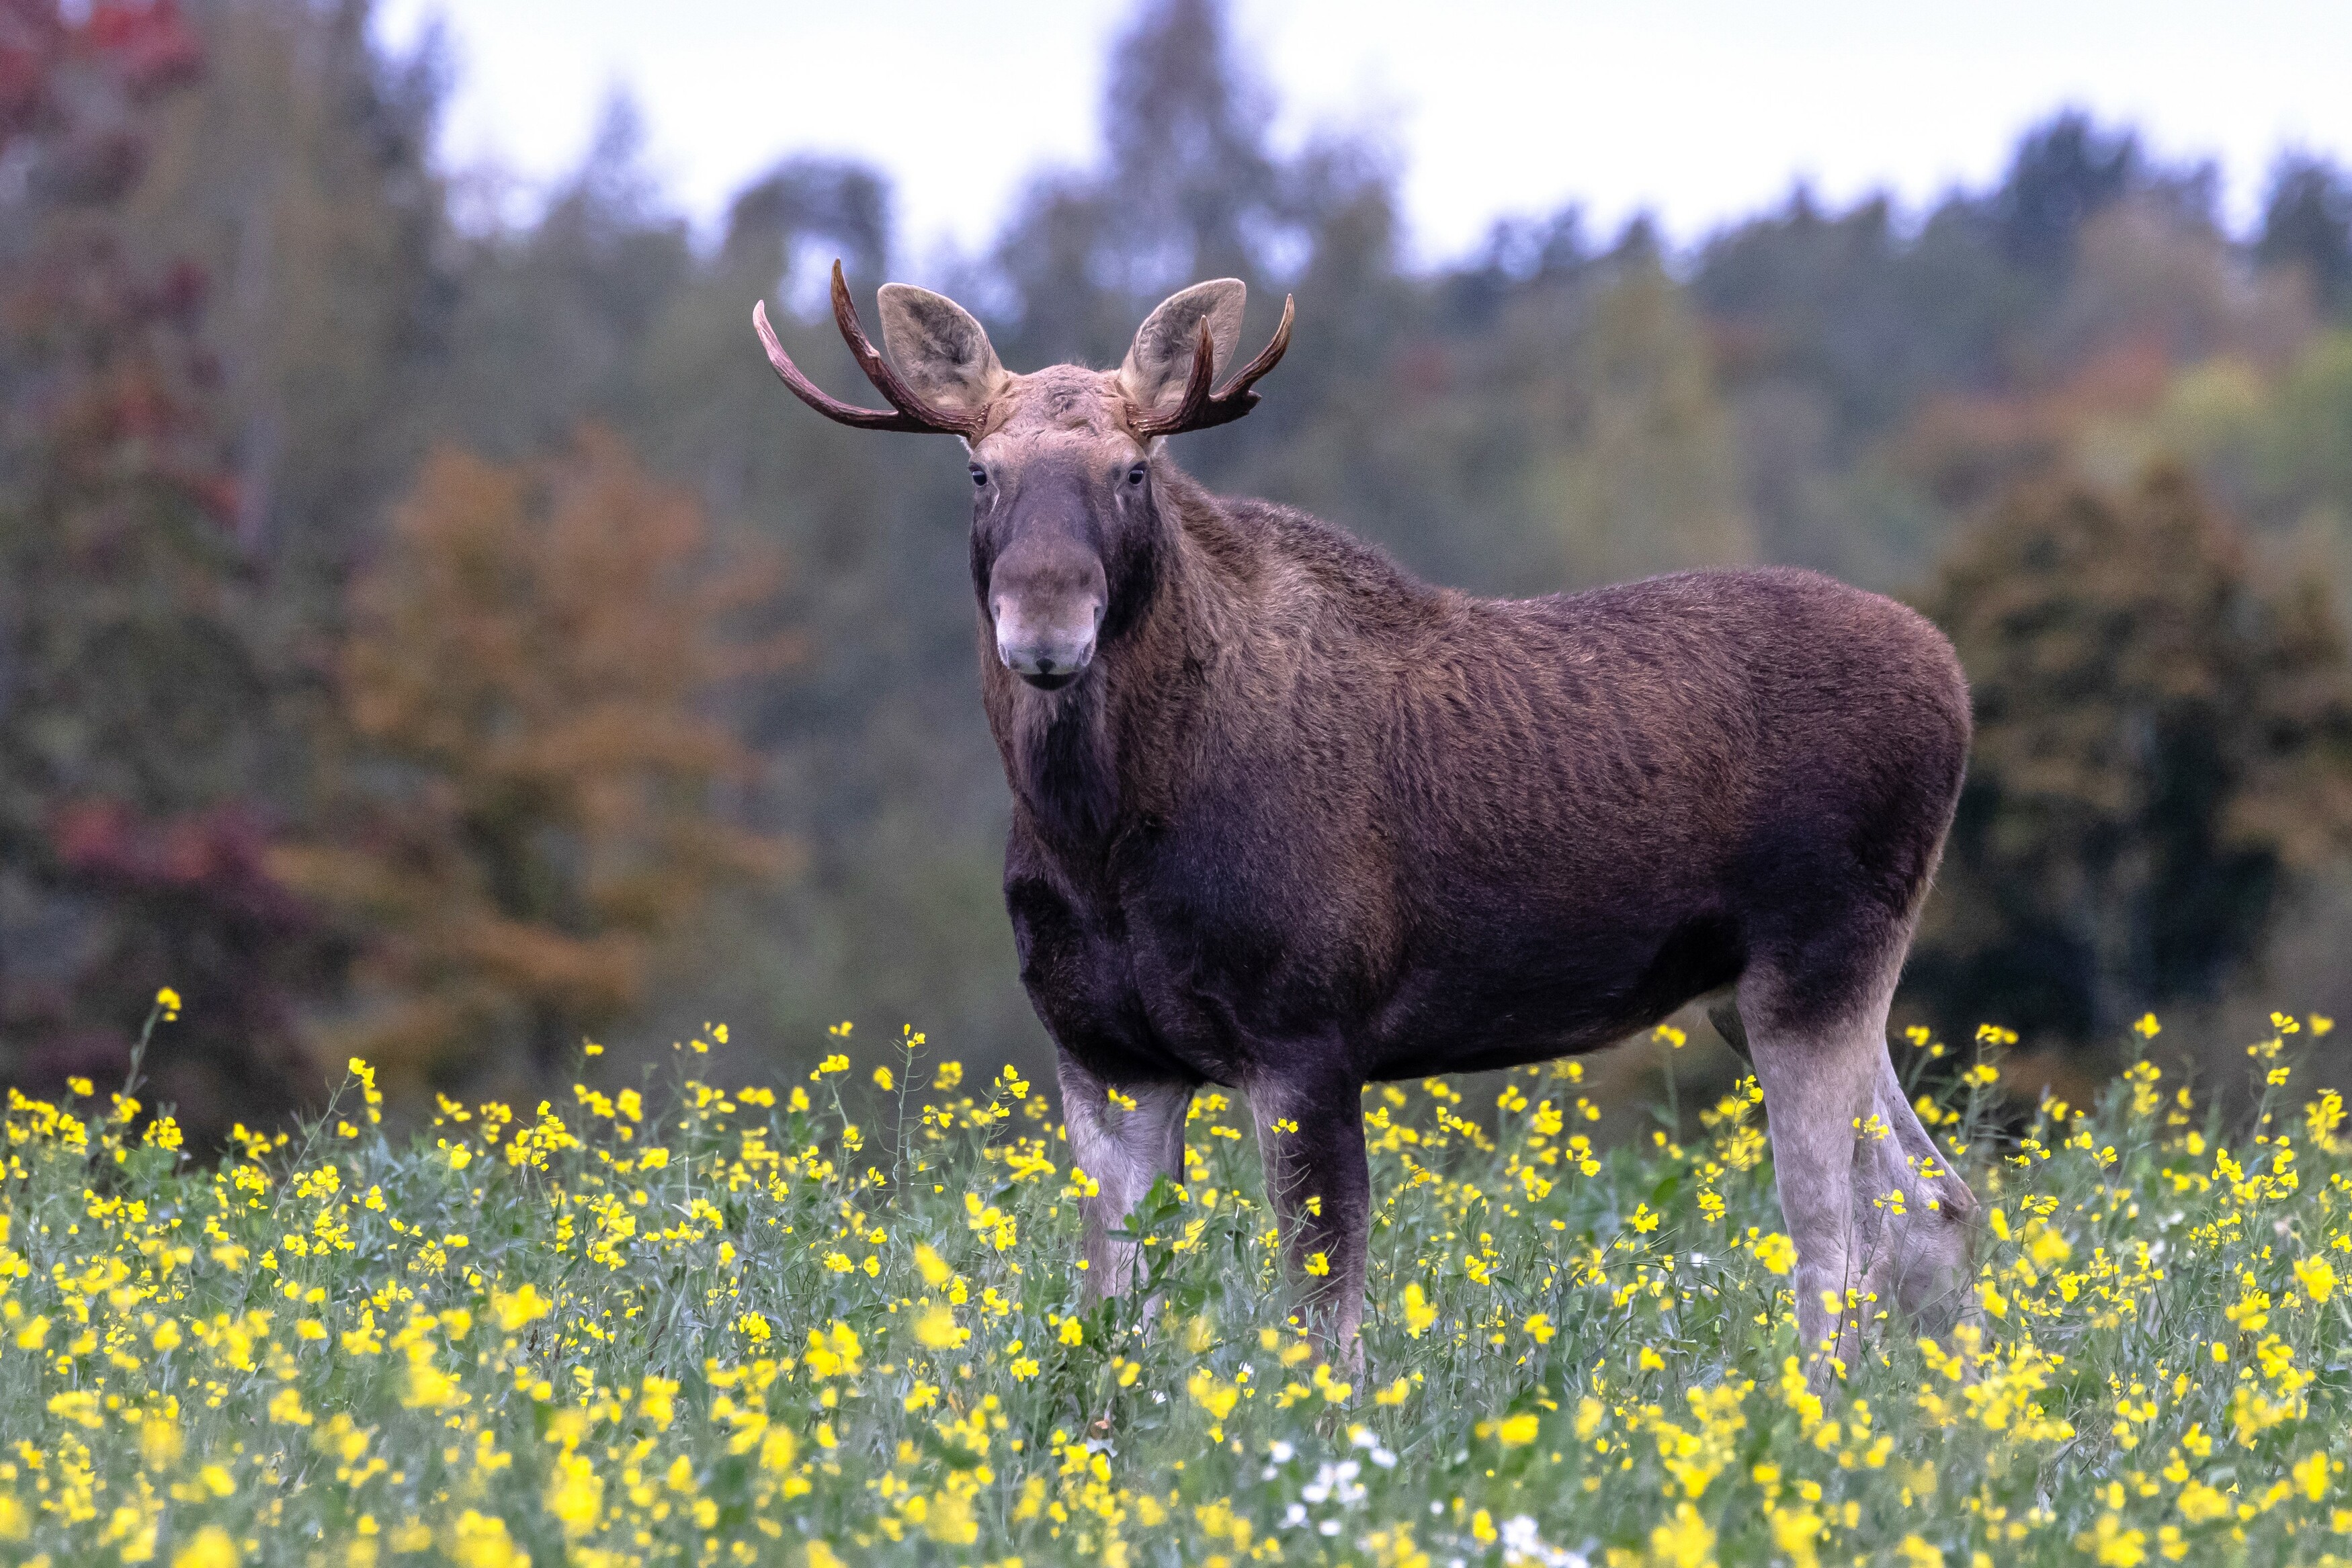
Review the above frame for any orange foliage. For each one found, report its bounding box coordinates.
[279,426,793,1086]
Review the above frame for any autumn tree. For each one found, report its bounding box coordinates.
[281,427,789,1090]
[0,0,330,1141]
[1912,465,2352,1041]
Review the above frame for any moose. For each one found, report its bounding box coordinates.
[753,264,1978,1373]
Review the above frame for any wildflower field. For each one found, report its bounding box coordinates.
[3,1008,2351,1568]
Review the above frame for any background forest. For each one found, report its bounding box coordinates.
[7,0,2352,1141]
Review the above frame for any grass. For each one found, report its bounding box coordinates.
[1,1004,2349,1568]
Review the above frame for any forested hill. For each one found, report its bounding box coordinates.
[5,0,2351,1133]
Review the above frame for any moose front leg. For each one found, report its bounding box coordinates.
[1057,1052,1192,1297]
[1248,1066,1372,1368]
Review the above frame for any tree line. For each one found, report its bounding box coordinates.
[5,0,2352,1139]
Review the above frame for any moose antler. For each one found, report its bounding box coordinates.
[751,260,986,438]
[1131,294,1296,439]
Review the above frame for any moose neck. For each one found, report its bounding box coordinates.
[983,472,1224,859]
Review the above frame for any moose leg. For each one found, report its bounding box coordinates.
[1868,1050,1978,1334]
[1736,949,1976,1383]
[1058,1052,1192,1297]
[1247,1065,1371,1368]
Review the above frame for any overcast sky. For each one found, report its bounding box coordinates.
[371,1,2352,265]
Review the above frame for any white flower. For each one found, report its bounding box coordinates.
[1499,1515,1587,1568]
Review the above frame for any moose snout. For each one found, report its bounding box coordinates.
[993,597,1102,689]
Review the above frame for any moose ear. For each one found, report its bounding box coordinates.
[876,284,1009,414]
[1119,279,1245,415]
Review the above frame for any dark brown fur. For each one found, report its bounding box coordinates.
[760,282,1978,1372]
[990,466,1970,1092]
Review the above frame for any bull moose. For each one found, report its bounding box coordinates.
[753,264,1978,1374]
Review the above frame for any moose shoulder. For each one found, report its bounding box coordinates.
[755,265,1979,1377]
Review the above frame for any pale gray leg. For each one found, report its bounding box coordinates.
[1057,1051,1191,1298]
[1736,949,1975,1385]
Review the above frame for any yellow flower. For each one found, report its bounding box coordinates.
[491,1283,551,1332]
[2295,1256,2337,1304]
[1058,1317,1084,1346]
[914,1243,953,1287]
[171,1526,237,1568]
[1754,1232,1798,1276]
[140,1415,185,1471]
[638,1376,679,1430]
[1401,1281,1437,1337]
[915,1305,966,1350]
[1496,1411,1540,1447]
[155,987,182,1016]
[873,1065,895,1091]
[1650,1503,1716,1568]
[1523,1312,1554,1344]
[1770,1506,1823,1568]
[806,1543,847,1568]
[545,1452,603,1536]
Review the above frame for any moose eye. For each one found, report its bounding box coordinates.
[1126,463,1148,486]
[969,465,989,488]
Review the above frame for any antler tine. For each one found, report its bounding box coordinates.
[825,261,984,438]
[749,261,982,437]
[1132,319,1219,438]
[1132,294,1296,439]
[753,298,925,431]
[1218,293,1294,409]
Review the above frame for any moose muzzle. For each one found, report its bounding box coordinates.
[989,525,1107,691]
[993,593,1103,689]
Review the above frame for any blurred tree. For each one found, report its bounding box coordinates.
[427,93,693,464]
[1097,0,1282,294]
[989,0,1289,372]
[1521,256,1757,589]
[278,428,791,1090]
[1913,466,2352,1041]
[2256,153,2352,318]
[1993,111,2142,279]
[0,0,326,1143]
[128,0,452,615]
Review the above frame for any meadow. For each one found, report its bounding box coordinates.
[2,1000,2348,1568]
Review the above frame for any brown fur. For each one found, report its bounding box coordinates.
[769,286,1982,1375]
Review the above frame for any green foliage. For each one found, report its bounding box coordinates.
[1916,466,2352,1041]
[13,0,2352,1106]
[3,1011,2350,1563]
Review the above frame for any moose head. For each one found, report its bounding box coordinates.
[754,264,1291,690]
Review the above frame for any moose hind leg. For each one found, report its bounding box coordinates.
[1869,1050,1978,1335]
[1738,935,1972,1381]
[1057,1052,1191,1297]
[1247,1063,1371,1366]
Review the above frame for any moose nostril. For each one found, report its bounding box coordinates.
[1036,655,1058,674]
